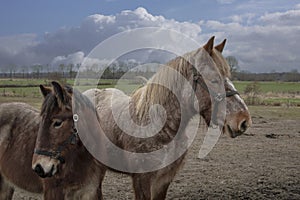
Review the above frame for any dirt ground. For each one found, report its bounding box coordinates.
[13,107,300,200]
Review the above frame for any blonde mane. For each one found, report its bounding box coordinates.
[131,46,231,119]
[132,50,197,119]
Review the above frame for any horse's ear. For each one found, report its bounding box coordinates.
[215,39,226,53]
[39,85,52,98]
[51,81,68,107]
[203,36,215,56]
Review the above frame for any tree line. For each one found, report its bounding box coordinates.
[0,57,299,82]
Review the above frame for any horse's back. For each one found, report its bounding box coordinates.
[84,88,129,109]
[0,102,38,148]
[0,102,38,125]
[0,102,38,152]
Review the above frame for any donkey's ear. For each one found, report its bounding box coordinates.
[39,85,52,98]
[203,36,215,56]
[51,81,67,106]
[215,39,226,53]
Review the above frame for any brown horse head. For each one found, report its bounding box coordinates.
[180,36,251,137]
[32,82,77,177]
[32,81,103,178]
[32,81,76,178]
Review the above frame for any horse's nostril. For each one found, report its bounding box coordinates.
[34,164,46,178]
[240,120,248,133]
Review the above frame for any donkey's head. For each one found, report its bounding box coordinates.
[32,81,78,178]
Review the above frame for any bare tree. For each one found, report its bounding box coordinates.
[59,64,65,78]
[32,64,43,79]
[226,56,239,72]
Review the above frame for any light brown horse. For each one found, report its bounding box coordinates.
[82,36,250,199]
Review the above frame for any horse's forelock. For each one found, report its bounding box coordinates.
[40,93,58,116]
[40,85,73,116]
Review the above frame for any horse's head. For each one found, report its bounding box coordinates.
[32,81,78,178]
[187,36,251,137]
[211,39,252,137]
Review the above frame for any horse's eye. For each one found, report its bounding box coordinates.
[53,120,63,129]
[211,80,219,84]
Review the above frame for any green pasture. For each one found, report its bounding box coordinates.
[1,78,299,108]
[0,78,49,86]
[260,97,300,106]
[2,79,299,94]
[233,81,300,94]
[249,105,300,120]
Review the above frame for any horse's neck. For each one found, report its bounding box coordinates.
[132,77,194,138]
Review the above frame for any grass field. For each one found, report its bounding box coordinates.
[249,105,300,120]
[0,78,299,108]
[233,81,300,94]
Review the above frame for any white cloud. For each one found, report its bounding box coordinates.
[0,7,202,70]
[0,34,37,54]
[228,13,256,25]
[204,7,300,72]
[260,9,300,26]
[0,34,42,68]
[51,51,85,67]
[0,6,299,73]
[216,0,235,4]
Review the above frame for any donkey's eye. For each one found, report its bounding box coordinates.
[53,120,63,129]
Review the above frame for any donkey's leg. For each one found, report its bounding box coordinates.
[132,174,152,200]
[44,189,64,200]
[43,180,64,200]
[0,175,14,200]
[79,166,106,200]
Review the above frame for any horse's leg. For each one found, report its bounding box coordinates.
[151,156,186,200]
[0,175,14,200]
[97,169,106,200]
[132,174,152,200]
[152,182,171,200]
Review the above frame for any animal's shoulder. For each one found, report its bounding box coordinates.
[0,102,38,114]
[0,102,39,126]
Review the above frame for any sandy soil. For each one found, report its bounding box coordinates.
[13,110,300,200]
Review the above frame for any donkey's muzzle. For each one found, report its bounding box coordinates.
[33,163,55,178]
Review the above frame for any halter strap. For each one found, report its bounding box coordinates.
[192,69,239,126]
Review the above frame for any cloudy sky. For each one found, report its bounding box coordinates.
[0,0,300,73]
